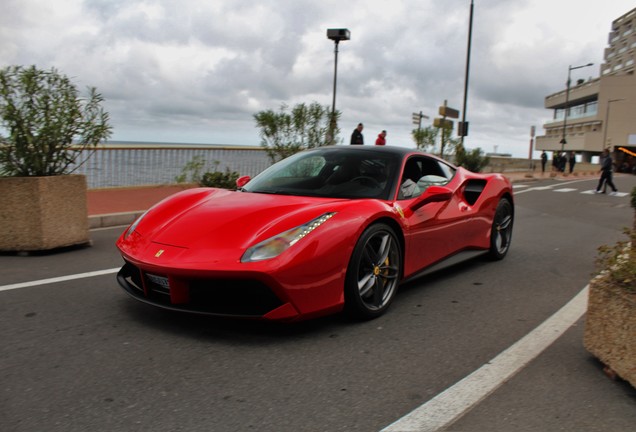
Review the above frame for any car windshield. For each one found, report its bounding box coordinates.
[242,147,400,200]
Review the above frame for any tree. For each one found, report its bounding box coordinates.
[254,102,340,163]
[412,124,461,158]
[0,65,112,176]
[411,126,438,152]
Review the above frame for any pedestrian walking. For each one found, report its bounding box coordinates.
[541,151,547,173]
[350,123,364,145]
[375,130,387,146]
[595,149,618,194]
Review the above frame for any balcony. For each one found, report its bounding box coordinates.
[545,78,600,108]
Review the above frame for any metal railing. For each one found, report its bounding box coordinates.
[72,145,272,189]
[64,146,588,188]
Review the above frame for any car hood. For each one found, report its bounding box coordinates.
[138,188,349,250]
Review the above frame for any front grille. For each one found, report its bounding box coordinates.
[117,262,284,317]
[189,279,284,315]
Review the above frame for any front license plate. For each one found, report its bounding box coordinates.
[147,274,170,290]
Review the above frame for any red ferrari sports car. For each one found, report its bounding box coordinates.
[116,145,513,321]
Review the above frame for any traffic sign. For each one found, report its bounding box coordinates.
[438,106,459,119]
[458,121,469,137]
[433,118,454,129]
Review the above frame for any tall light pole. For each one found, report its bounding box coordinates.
[560,62,594,152]
[327,28,350,145]
[602,98,625,151]
[459,0,474,145]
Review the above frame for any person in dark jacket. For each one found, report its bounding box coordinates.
[375,130,387,146]
[350,123,364,145]
[568,151,576,173]
[541,151,547,173]
[595,149,618,194]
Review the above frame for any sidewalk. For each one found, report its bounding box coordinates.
[88,170,598,229]
[87,184,193,229]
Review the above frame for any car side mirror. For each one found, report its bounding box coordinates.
[236,175,251,188]
[409,186,452,211]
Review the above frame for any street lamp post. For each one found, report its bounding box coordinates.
[459,0,474,145]
[560,62,594,152]
[327,28,350,145]
[602,98,625,151]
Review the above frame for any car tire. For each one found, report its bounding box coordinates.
[488,198,513,260]
[344,223,402,319]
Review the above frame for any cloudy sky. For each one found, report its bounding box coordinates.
[1,0,634,157]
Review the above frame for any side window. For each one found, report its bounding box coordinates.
[398,158,423,200]
[436,161,456,180]
[399,157,454,200]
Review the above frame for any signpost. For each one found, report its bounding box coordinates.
[529,125,535,170]
[412,111,429,130]
[433,118,454,129]
[434,100,460,158]
[412,111,430,149]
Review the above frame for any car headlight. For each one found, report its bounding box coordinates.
[124,211,148,239]
[241,212,336,262]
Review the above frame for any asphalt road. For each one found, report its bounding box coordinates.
[2,174,636,432]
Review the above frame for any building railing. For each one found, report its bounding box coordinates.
[72,145,272,189]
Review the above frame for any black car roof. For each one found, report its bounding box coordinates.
[303,144,445,162]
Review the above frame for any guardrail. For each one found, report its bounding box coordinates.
[71,145,591,189]
[73,145,272,189]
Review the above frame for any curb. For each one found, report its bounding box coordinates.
[89,211,144,229]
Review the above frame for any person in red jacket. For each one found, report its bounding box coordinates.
[375,130,387,145]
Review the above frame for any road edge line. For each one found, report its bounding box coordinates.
[381,285,589,432]
[0,268,120,292]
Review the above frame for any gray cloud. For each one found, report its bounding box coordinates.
[0,0,633,156]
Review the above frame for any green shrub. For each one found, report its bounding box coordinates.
[594,228,636,294]
[454,145,490,173]
[175,155,206,184]
[176,156,240,189]
[200,169,240,189]
[0,65,111,176]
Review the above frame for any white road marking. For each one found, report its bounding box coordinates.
[381,286,589,432]
[553,188,578,193]
[0,268,120,292]
[0,253,599,431]
[514,185,554,194]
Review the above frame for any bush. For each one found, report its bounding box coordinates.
[175,155,206,184]
[176,157,239,189]
[593,185,636,294]
[454,145,490,172]
[594,228,636,294]
[200,169,240,189]
[0,65,111,176]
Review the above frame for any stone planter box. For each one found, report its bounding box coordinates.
[0,175,89,251]
[584,275,636,388]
